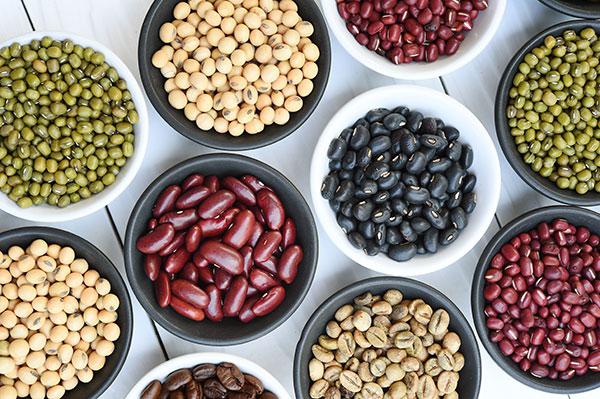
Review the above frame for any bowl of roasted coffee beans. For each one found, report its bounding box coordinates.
[311,84,500,276]
[294,276,481,399]
[127,352,291,399]
[322,0,506,80]
[472,206,600,393]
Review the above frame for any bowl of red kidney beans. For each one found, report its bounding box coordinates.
[472,206,600,393]
[322,0,506,79]
[124,153,318,345]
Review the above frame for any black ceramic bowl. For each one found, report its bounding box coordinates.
[294,277,482,398]
[124,153,318,345]
[138,0,331,151]
[538,0,600,19]
[472,205,600,393]
[495,20,600,206]
[0,227,133,399]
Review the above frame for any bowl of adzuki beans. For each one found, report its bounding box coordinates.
[124,153,318,345]
[472,206,600,394]
[322,0,506,79]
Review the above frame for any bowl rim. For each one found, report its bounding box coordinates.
[125,352,292,399]
[0,30,149,222]
[137,0,332,151]
[293,276,482,399]
[495,19,600,206]
[123,153,319,345]
[537,0,600,18]
[471,205,600,393]
[310,84,501,276]
[321,0,507,80]
[0,226,134,399]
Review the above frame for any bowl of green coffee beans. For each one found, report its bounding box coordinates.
[496,20,600,206]
[0,32,149,222]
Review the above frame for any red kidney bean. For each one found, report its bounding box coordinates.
[204,284,224,322]
[223,210,256,249]
[158,231,185,256]
[253,231,283,263]
[197,266,214,284]
[176,185,211,209]
[240,175,268,192]
[277,245,303,284]
[223,276,249,317]
[199,241,243,275]
[214,268,233,291]
[164,248,191,274]
[159,209,199,231]
[155,272,171,308]
[153,185,181,217]
[182,173,204,191]
[252,286,285,317]
[250,268,279,292]
[240,246,254,278]
[185,225,203,253]
[247,221,264,247]
[204,175,220,192]
[137,223,176,254]
[239,295,259,323]
[255,256,278,275]
[198,208,240,237]
[170,296,205,321]
[197,190,236,219]
[256,189,285,230]
[147,218,158,230]
[192,251,208,268]
[281,218,297,248]
[181,263,199,283]
[144,254,161,281]
[221,176,257,206]
[171,279,209,309]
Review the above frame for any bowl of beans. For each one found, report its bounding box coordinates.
[311,84,501,276]
[294,276,481,399]
[0,32,149,222]
[124,153,318,345]
[472,206,600,393]
[322,0,506,80]
[0,227,133,399]
[127,352,291,398]
[138,0,331,150]
[538,0,600,19]
[496,21,600,205]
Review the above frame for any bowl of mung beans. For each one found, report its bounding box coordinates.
[0,226,133,399]
[0,32,149,222]
[138,0,331,150]
[496,21,600,206]
[538,0,600,19]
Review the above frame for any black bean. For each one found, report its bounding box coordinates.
[380,243,390,253]
[386,215,403,227]
[442,126,460,141]
[337,214,356,233]
[446,191,462,209]
[353,118,369,128]
[406,152,427,175]
[388,243,418,261]
[411,217,431,233]
[371,205,392,224]
[350,125,371,150]
[450,207,467,230]
[348,231,367,249]
[374,191,390,204]
[426,198,442,210]
[427,157,452,173]
[440,227,459,246]
[417,242,426,254]
[375,151,392,164]
[340,127,352,142]
[391,198,408,215]
[342,151,357,170]
[352,200,374,222]
[388,182,406,198]
[400,221,417,242]
[365,161,389,180]
[402,173,419,187]
[374,223,387,246]
[446,142,462,161]
[422,205,447,230]
[334,180,354,202]
[353,168,366,185]
[377,171,398,190]
[329,159,342,171]
[428,173,448,199]
[423,228,439,253]
[406,204,422,219]
[383,113,407,130]
[421,147,438,162]
[329,200,341,213]
[354,189,372,200]
[404,186,430,204]
[419,117,438,135]
[365,241,380,256]
[338,169,353,180]
[358,221,376,239]
[321,173,338,199]
[370,122,391,137]
[370,136,392,155]
[461,192,476,213]
[399,130,420,155]
[434,118,445,129]
[366,107,390,123]
[390,153,407,170]
[406,111,423,132]
[386,227,402,245]
[420,134,448,151]
[462,173,476,193]
[446,163,465,193]
[341,201,354,217]
[328,138,347,160]
[360,179,378,196]
[419,171,432,187]
[356,146,372,167]
[392,105,410,116]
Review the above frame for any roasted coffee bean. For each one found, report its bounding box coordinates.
[164,369,192,391]
[193,364,217,381]
[216,362,245,391]
[203,379,228,398]
[141,380,162,399]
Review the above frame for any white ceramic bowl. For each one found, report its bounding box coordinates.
[310,85,501,276]
[126,352,292,399]
[321,0,507,80]
[0,31,148,222]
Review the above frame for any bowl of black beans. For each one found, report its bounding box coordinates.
[310,85,501,276]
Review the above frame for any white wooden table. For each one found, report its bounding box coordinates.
[0,0,598,398]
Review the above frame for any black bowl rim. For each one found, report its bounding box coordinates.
[293,276,482,399]
[538,0,600,19]
[471,205,600,393]
[495,19,600,206]
[0,226,133,399]
[124,153,319,345]
[137,0,332,151]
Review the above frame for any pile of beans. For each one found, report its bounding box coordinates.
[336,0,488,64]
[152,0,320,136]
[506,27,600,195]
[140,361,278,399]
[322,106,476,262]
[308,289,464,399]
[0,37,138,208]
[136,173,303,323]
[483,218,600,380]
[0,240,121,399]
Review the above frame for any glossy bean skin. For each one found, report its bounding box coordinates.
[205,284,224,322]
[256,189,285,230]
[147,218,158,230]
[197,266,215,284]
[252,286,285,317]
[159,209,199,231]
[176,185,211,209]
[241,175,268,192]
[198,208,240,237]
[281,217,297,248]
[140,380,162,399]
[204,175,220,192]
[199,241,244,275]
[185,225,203,253]
[239,295,259,323]
[182,173,205,191]
[192,251,209,268]
[223,210,256,249]
[144,254,161,281]
[137,223,175,254]
[164,248,191,274]
[277,245,303,284]
[253,231,283,263]
[197,189,236,218]
[153,185,181,217]
[248,221,264,247]
[180,263,199,283]
[223,276,249,317]
[171,279,209,309]
[170,296,205,321]
[158,231,185,256]
[240,246,254,278]
[249,268,279,291]
[214,268,233,291]
[222,176,257,206]
[155,271,171,308]
[255,256,278,275]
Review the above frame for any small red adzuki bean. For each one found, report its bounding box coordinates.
[136,223,175,254]
[152,185,181,217]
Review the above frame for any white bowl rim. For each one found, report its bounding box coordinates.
[0,31,149,222]
[321,0,507,80]
[310,84,501,276]
[125,352,292,399]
